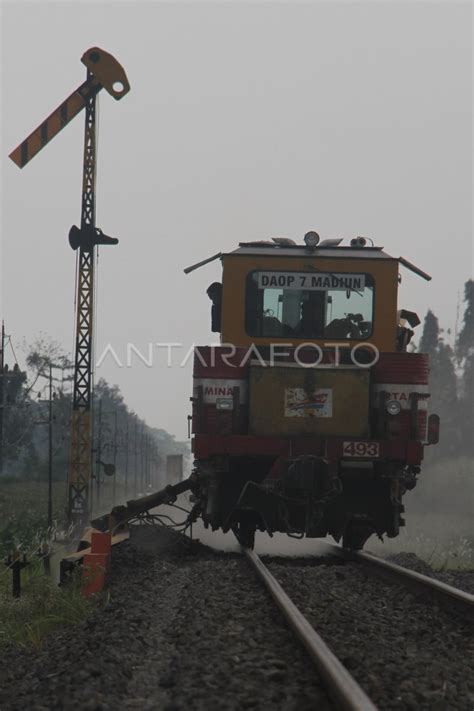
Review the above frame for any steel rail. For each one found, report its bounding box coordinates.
[324,544,474,621]
[243,547,378,711]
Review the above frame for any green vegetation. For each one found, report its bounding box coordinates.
[368,457,474,570]
[417,279,474,459]
[2,334,189,489]
[368,518,473,570]
[0,476,134,558]
[0,480,67,558]
[0,480,94,650]
[0,558,92,649]
[0,333,189,654]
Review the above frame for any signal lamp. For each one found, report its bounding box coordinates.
[386,400,401,416]
[100,462,116,476]
[304,231,320,248]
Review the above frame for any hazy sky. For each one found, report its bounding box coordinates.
[2,1,472,440]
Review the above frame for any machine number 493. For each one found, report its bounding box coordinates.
[342,441,380,458]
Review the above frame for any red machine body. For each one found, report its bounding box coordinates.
[187,238,439,549]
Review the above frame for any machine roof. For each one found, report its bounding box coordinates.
[183,243,431,281]
[226,245,394,260]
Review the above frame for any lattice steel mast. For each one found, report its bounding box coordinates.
[9,48,130,523]
[68,71,99,521]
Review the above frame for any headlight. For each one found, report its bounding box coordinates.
[216,397,233,411]
[304,231,320,248]
[386,400,401,416]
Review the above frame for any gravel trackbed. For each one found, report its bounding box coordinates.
[1,525,473,710]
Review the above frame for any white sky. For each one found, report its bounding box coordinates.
[1,0,472,440]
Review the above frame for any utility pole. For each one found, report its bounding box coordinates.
[47,363,53,529]
[124,418,129,498]
[0,322,4,475]
[150,442,154,489]
[145,435,149,490]
[134,418,139,496]
[140,426,145,494]
[36,362,59,528]
[112,410,118,506]
[89,392,94,517]
[96,398,102,509]
[151,443,158,489]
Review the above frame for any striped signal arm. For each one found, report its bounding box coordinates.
[9,77,102,168]
[9,47,130,169]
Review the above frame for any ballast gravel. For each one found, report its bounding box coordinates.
[266,555,474,710]
[0,527,330,711]
[1,526,473,710]
[386,552,474,596]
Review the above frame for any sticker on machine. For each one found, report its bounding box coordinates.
[257,272,365,292]
[373,384,429,410]
[194,378,248,404]
[285,388,332,418]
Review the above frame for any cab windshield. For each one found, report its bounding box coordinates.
[245,270,374,339]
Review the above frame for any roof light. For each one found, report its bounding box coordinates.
[304,231,320,248]
[351,237,367,247]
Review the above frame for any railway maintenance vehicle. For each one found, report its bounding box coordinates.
[96,231,439,551]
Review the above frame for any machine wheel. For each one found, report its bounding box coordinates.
[342,522,373,551]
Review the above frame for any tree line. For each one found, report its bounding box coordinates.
[0,335,189,489]
[418,279,473,459]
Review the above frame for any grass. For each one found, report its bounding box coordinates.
[366,456,474,570]
[0,473,137,650]
[367,515,474,570]
[0,476,132,557]
[0,476,118,649]
[0,558,93,649]
[0,480,68,558]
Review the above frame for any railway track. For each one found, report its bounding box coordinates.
[4,522,471,710]
[323,543,474,621]
[244,545,474,711]
[243,547,378,711]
